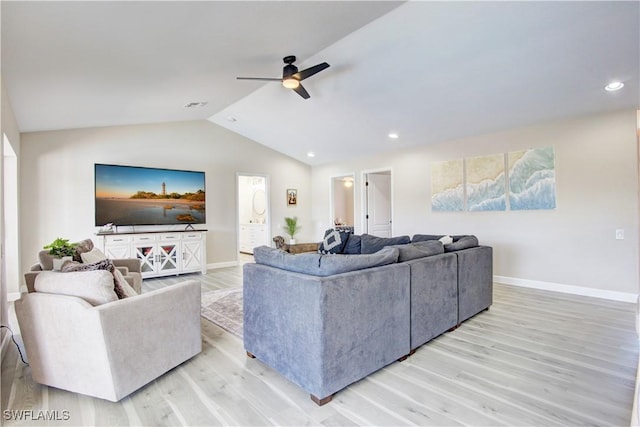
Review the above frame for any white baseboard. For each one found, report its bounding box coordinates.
[8,292,21,302]
[494,275,638,303]
[206,261,239,270]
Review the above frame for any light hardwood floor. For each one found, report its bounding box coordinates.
[2,261,638,426]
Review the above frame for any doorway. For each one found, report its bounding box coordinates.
[330,174,355,231]
[237,174,270,261]
[363,170,392,237]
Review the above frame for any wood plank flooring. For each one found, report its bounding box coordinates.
[2,260,637,426]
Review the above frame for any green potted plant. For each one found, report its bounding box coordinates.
[43,237,77,257]
[43,237,77,270]
[283,217,300,244]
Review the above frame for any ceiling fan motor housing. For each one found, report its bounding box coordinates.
[283,56,298,78]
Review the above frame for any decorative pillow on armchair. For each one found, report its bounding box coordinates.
[62,259,129,299]
[34,270,119,306]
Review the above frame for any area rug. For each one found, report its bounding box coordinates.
[200,288,243,339]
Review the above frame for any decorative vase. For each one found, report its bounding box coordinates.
[289,238,296,245]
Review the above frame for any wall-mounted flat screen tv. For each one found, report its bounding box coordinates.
[95,163,206,226]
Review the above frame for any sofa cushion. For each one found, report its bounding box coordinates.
[412,234,468,243]
[318,229,350,254]
[389,241,445,262]
[37,250,56,271]
[411,234,442,243]
[34,270,119,306]
[62,259,128,299]
[80,247,107,264]
[360,234,410,254]
[72,238,95,262]
[444,235,479,252]
[253,246,399,277]
[343,234,362,254]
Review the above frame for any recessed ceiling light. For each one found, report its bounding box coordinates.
[605,81,624,91]
[388,133,399,139]
[307,151,315,158]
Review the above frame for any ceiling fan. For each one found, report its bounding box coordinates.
[236,55,330,99]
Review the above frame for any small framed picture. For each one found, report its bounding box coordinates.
[287,189,297,206]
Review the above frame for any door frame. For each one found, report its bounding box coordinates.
[236,173,270,263]
[329,172,356,230]
[361,167,393,236]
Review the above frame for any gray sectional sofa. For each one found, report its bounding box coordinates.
[243,233,492,405]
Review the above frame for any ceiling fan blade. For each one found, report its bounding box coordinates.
[293,84,310,99]
[236,77,282,82]
[295,62,330,81]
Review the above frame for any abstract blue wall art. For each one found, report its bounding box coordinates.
[431,159,464,211]
[508,146,556,210]
[466,154,506,211]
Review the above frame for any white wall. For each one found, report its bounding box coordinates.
[312,109,639,299]
[20,120,312,275]
[1,78,22,312]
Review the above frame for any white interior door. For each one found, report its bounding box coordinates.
[365,172,392,237]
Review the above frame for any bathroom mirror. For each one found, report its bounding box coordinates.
[252,189,266,215]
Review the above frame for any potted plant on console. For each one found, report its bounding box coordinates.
[43,237,77,270]
[283,217,300,245]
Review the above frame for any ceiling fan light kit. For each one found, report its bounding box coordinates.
[237,55,330,99]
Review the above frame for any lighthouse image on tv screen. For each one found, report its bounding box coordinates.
[95,164,206,226]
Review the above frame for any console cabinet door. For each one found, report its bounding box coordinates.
[157,234,180,275]
[133,235,158,277]
[182,233,204,273]
[102,235,131,259]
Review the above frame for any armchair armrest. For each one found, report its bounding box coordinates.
[111,258,141,274]
[24,272,40,293]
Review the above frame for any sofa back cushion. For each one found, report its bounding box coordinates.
[389,240,445,262]
[34,270,119,306]
[360,234,410,254]
[444,235,479,252]
[253,246,399,277]
[343,234,362,254]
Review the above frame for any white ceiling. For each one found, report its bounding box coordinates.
[3,1,639,166]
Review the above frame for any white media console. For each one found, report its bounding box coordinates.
[95,230,207,278]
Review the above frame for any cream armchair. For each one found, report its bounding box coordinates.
[15,279,202,402]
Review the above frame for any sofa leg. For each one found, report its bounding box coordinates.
[448,325,459,332]
[397,349,416,362]
[246,351,256,359]
[310,394,333,406]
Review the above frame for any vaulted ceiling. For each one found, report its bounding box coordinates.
[3,1,638,165]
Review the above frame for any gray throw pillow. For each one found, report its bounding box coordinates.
[360,234,410,254]
[253,246,399,276]
[318,229,350,254]
[444,235,479,252]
